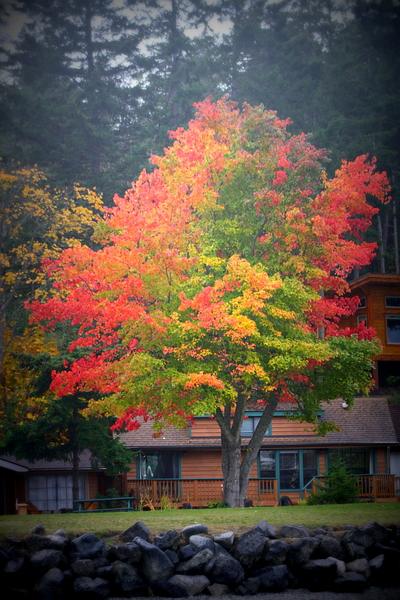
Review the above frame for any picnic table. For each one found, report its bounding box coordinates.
[73,496,136,512]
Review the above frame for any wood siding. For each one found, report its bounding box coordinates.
[376,447,388,474]
[181,451,223,479]
[191,416,316,438]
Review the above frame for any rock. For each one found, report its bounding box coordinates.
[233,527,268,568]
[179,544,197,561]
[342,541,367,560]
[333,572,367,592]
[165,549,179,565]
[342,527,374,549]
[36,567,64,600]
[121,520,150,543]
[314,535,343,559]
[0,546,9,568]
[112,560,146,595]
[287,537,318,567]
[107,542,141,563]
[44,535,68,551]
[189,534,215,552]
[280,525,309,538]
[71,558,96,577]
[181,523,208,539]
[96,565,114,580]
[30,549,62,571]
[363,522,391,545]
[24,534,49,553]
[213,531,235,549]
[167,574,210,596]
[32,524,46,536]
[208,582,230,596]
[176,548,214,574]
[302,557,338,590]
[330,557,346,577]
[347,557,370,577]
[53,529,66,538]
[134,537,174,583]
[73,576,110,598]
[264,539,288,565]
[236,576,260,595]
[71,533,105,559]
[256,520,277,538]
[4,557,25,574]
[205,551,244,586]
[154,530,181,551]
[258,564,290,591]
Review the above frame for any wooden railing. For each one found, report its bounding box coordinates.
[127,478,278,507]
[311,474,396,499]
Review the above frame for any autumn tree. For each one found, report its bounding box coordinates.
[30,99,389,506]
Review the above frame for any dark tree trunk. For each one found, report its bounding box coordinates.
[217,394,279,507]
[70,403,80,507]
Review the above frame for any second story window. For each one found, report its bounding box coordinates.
[357,314,368,326]
[386,316,400,344]
[385,296,400,308]
[241,415,272,437]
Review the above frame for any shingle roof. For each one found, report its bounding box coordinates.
[0,449,101,471]
[119,397,399,449]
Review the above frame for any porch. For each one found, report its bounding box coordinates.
[127,478,278,508]
[127,474,398,508]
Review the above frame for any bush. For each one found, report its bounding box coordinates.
[307,459,357,505]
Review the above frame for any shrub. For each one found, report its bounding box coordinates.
[307,458,357,505]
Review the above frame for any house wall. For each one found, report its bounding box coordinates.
[191,416,316,439]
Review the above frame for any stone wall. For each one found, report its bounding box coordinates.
[1,519,399,598]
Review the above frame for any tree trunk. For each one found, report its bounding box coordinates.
[217,394,279,507]
[70,403,81,507]
[377,213,386,273]
[393,197,399,274]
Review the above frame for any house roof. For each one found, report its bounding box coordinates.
[350,273,400,292]
[119,397,400,450]
[0,449,102,472]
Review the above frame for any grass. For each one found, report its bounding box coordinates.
[1,502,400,540]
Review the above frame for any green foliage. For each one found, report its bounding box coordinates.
[307,459,358,505]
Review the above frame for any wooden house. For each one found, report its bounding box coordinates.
[119,397,400,507]
[345,274,400,387]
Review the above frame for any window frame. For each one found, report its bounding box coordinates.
[137,452,181,480]
[240,414,272,438]
[386,315,400,345]
[385,296,400,308]
[258,449,319,491]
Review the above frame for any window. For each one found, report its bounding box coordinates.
[386,316,400,344]
[138,453,179,479]
[357,314,368,326]
[241,416,271,437]
[259,450,276,479]
[303,450,318,486]
[280,451,300,489]
[385,296,400,308]
[27,474,86,512]
[328,448,370,475]
[358,296,367,309]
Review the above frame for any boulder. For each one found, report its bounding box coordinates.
[330,557,346,577]
[43,535,68,551]
[342,527,374,549]
[189,534,215,552]
[264,539,288,565]
[35,567,64,600]
[256,520,277,539]
[165,549,179,565]
[73,576,110,598]
[112,560,146,595]
[236,576,260,595]
[24,534,50,553]
[134,537,174,583]
[30,549,62,571]
[233,527,268,568]
[121,520,150,543]
[342,541,367,561]
[4,557,25,575]
[208,582,230,596]
[176,548,214,574]
[71,558,96,577]
[362,522,391,545]
[205,551,244,586]
[181,523,208,539]
[107,542,141,563]
[346,557,370,578]
[314,534,343,559]
[167,574,210,596]
[32,524,46,536]
[154,530,180,551]
[179,544,197,561]
[333,572,367,592]
[302,557,338,590]
[71,533,105,559]
[280,525,309,538]
[213,531,235,549]
[287,537,318,568]
[53,529,66,538]
[258,564,290,591]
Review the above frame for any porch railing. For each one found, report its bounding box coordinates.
[127,478,278,507]
[310,474,396,499]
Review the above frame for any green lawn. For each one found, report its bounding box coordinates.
[1,503,400,540]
